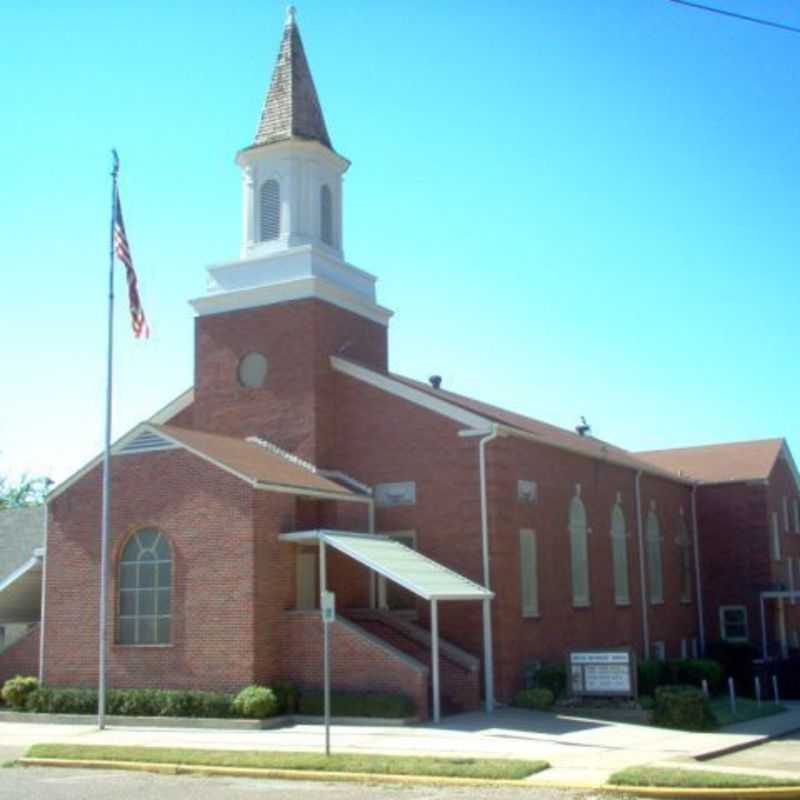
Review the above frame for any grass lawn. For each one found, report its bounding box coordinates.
[711,697,786,727]
[25,743,548,780]
[609,765,799,789]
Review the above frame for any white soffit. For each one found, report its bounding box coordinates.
[148,388,194,424]
[190,276,393,327]
[280,530,493,601]
[0,556,43,623]
[330,357,491,430]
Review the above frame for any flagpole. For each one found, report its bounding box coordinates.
[98,149,119,730]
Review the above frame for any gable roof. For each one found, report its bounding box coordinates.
[253,7,332,150]
[636,438,786,484]
[331,356,690,484]
[153,425,360,499]
[49,422,365,504]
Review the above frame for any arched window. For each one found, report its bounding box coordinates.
[118,528,171,645]
[646,504,663,604]
[611,495,630,605]
[320,184,333,245]
[569,487,590,607]
[677,510,692,603]
[260,179,280,241]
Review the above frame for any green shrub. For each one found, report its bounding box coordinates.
[639,694,655,710]
[232,685,278,719]
[513,688,555,710]
[669,659,724,694]
[532,664,567,697]
[652,685,716,731]
[298,690,413,718]
[637,659,670,696]
[2,675,39,709]
[272,680,298,715]
[26,687,97,714]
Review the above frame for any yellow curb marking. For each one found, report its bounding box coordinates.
[17,757,800,798]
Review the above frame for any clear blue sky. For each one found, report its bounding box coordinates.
[2,0,798,483]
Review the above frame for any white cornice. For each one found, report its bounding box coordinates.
[190,276,393,326]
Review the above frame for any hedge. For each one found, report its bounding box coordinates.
[652,685,717,731]
[297,690,414,718]
[513,687,555,710]
[638,658,724,696]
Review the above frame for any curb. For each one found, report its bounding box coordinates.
[16,758,548,788]
[0,711,416,729]
[694,724,800,762]
[17,758,800,797]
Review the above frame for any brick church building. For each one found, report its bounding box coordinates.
[2,9,798,720]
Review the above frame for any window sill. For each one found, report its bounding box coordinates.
[113,643,174,649]
[680,599,693,606]
[650,600,665,606]
[522,613,541,620]
[572,603,591,610]
[615,600,632,607]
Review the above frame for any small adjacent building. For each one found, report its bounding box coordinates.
[638,439,800,659]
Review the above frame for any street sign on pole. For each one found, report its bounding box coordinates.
[321,590,335,756]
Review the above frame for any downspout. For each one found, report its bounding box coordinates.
[38,501,49,684]
[478,425,499,712]
[634,470,650,659]
[690,484,706,654]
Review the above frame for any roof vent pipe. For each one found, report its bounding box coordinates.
[429,375,442,390]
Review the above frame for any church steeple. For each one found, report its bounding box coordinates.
[254,6,332,150]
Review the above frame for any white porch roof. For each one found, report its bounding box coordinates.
[279,530,493,602]
[0,553,43,624]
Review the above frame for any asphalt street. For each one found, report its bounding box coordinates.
[0,767,582,800]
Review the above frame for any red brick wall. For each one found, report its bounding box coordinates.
[487,436,698,699]
[328,370,699,702]
[279,611,429,719]
[44,450,261,692]
[0,624,40,685]
[193,299,387,464]
[696,481,769,649]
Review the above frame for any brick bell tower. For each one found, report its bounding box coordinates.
[190,6,392,464]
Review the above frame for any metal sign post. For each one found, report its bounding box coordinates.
[321,589,335,756]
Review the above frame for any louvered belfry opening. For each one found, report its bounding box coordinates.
[260,179,280,241]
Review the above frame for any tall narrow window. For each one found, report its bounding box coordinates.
[260,179,280,241]
[519,529,539,617]
[118,528,172,645]
[569,487,590,607]
[646,504,663,604]
[793,499,800,533]
[320,184,333,245]
[771,511,781,561]
[783,497,790,532]
[677,509,693,603]
[610,495,629,605]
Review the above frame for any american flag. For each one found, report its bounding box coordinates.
[114,188,149,339]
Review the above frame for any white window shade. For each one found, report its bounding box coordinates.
[519,529,539,617]
[569,495,590,607]
[646,509,664,605]
[611,502,629,605]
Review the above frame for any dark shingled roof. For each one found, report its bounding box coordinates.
[0,506,44,580]
[254,7,332,149]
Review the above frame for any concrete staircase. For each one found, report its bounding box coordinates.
[345,610,481,714]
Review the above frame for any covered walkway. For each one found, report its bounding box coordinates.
[279,530,493,722]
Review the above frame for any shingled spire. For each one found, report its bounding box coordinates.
[254,6,332,149]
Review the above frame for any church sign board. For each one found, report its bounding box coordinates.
[569,649,636,698]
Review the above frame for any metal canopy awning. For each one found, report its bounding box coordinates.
[279,530,493,602]
[0,554,43,624]
[280,530,493,723]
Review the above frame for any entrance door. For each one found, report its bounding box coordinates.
[296,548,318,610]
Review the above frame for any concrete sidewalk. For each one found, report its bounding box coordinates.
[3,703,800,787]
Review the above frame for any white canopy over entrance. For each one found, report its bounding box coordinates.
[279,530,494,721]
[0,553,43,624]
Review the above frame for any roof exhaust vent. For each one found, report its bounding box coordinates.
[429,375,442,390]
[575,416,591,437]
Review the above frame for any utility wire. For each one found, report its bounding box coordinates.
[667,0,800,35]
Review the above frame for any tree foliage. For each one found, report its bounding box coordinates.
[0,473,53,508]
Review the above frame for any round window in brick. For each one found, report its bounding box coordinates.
[237,352,268,388]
